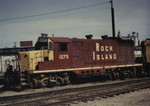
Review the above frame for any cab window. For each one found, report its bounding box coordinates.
[48,42,53,50]
[58,43,67,52]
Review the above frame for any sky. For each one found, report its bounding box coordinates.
[0,0,149,48]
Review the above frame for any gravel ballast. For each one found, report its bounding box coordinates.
[71,88,150,106]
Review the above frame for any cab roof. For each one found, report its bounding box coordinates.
[49,37,72,43]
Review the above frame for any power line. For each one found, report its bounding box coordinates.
[0,1,109,22]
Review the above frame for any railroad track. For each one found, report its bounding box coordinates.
[0,78,150,106]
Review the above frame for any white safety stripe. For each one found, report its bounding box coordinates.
[32,63,142,74]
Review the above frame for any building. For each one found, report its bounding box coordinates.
[0,41,34,73]
[121,32,142,61]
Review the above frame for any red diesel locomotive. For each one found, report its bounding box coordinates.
[4,34,143,88]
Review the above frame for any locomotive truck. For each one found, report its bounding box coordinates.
[4,34,144,88]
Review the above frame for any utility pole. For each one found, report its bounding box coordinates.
[110,0,116,38]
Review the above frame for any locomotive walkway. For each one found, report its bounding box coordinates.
[0,78,150,106]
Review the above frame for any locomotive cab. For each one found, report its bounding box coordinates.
[18,34,54,71]
[18,33,72,72]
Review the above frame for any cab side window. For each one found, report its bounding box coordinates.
[58,43,67,52]
[48,42,53,50]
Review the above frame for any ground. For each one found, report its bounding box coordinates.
[0,80,150,106]
[71,88,150,106]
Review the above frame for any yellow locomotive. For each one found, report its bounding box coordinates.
[142,39,150,76]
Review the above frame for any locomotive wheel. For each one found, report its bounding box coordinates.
[63,73,70,85]
[56,77,64,85]
[109,73,113,80]
[109,73,116,80]
[128,71,134,78]
[63,78,70,85]
[119,72,125,80]
[136,69,141,77]
[30,78,39,88]
[39,77,49,87]
[133,67,137,77]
